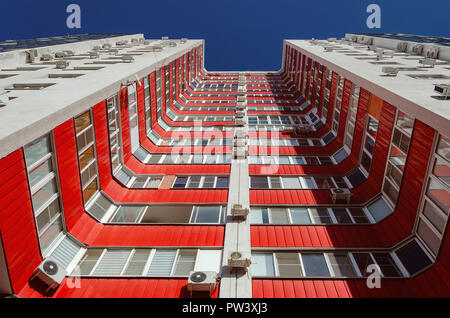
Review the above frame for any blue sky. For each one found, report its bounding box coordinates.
[1,0,449,71]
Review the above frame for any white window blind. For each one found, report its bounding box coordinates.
[92,250,131,276]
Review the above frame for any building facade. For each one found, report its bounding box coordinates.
[0,33,449,298]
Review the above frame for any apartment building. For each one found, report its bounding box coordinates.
[0,33,448,298]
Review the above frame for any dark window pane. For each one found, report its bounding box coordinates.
[302,254,330,277]
[396,241,432,276]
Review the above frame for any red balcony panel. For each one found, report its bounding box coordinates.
[0,150,42,294]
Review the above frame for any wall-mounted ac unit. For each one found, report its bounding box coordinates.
[396,42,408,52]
[330,188,352,204]
[56,60,69,69]
[234,139,247,147]
[368,45,377,51]
[412,44,424,55]
[236,102,246,110]
[31,258,66,293]
[235,118,246,126]
[233,147,248,159]
[122,55,134,63]
[419,58,436,68]
[237,96,246,103]
[235,110,245,118]
[89,51,99,59]
[283,127,295,134]
[235,129,247,139]
[434,84,450,99]
[102,43,112,49]
[40,54,53,61]
[187,271,217,295]
[54,51,66,58]
[381,66,399,77]
[231,204,249,218]
[228,251,251,269]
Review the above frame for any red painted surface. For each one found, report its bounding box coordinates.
[0,150,42,294]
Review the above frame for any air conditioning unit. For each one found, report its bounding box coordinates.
[295,124,312,135]
[40,54,53,61]
[412,44,424,55]
[233,147,248,159]
[162,36,169,40]
[231,204,249,218]
[89,51,99,59]
[168,41,177,47]
[236,102,246,110]
[149,45,163,52]
[131,38,138,43]
[235,118,246,126]
[102,43,112,49]
[228,251,251,269]
[351,36,358,42]
[187,271,217,295]
[55,60,69,69]
[364,38,373,45]
[396,42,408,52]
[143,40,150,45]
[425,46,439,59]
[31,258,66,293]
[419,58,436,68]
[434,84,450,99]
[122,55,134,63]
[54,51,66,58]
[92,45,101,51]
[237,95,246,103]
[384,51,394,58]
[234,139,247,147]
[283,127,295,134]
[330,188,352,204]
[116,40,126,46]
[235,110,245,118]
[376,51,383,61]
[235,129,247,138]
[382,66,399,77]
[327,37,337,42]
[324,47,333,52]
[180,38,188,43]
[26,49,37,63]
[368,45,377,51]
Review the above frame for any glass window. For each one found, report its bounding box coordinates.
[282,177,301,189]
[32,178,57,211]
[250,207,269,224]
[425,178,449,214]
[251,253,275,276]
[276,253,303,277]
[216,177,229,188]
[290,208,312,224]
[432,158,450,188]
[202,176,216,188]
[327,253,356,277]
[192,206,221,223]
[123,250,151,276]
[74,111,91,134]
[417,219,441,256]
[38,217,63,252]
[395,241,432,276]
[79,146,95,170]
[332,208,352,223]
[173,249,197,276]
[371,253,401,277]
[352,253,374,277]
[111,206,145,223]
[333,149,348,164]
[115,170,131,185]
[301,254,330,277]
[251,176,269,189]
[396,111,414,135]
[422,200,447,234]
[367,198,392,222]
[347,169,366,187]
[147,249,177,276]
[28,159,53,188]
[83,178,98,204]
[24,136,50,167]
[437,135,450,162]
[270,208,290,224]
[173,177,188,188]
[187,176,202,188]
[310,208,333,224]
[78,249,103,275]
